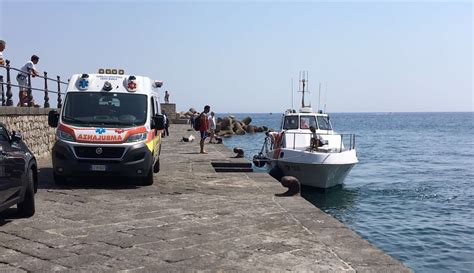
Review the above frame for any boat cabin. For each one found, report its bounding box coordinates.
[281,113,332,131]
[279,108,342,150]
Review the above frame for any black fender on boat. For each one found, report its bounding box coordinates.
[252,154,269,168]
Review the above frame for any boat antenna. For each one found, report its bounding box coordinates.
[291,78,294,111]
[298,71,310,108]
[300,71,303,108]
[318,82,321,112]
[324,81,328,113]
[307,71,311,107]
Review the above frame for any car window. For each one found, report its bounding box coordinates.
[155,96,159,115]
[0,126,10,141]
[151,97,156,117]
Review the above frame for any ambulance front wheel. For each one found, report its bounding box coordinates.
[153,158,160,173]
[141,168,154,186]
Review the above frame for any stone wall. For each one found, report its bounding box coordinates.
[0,107,56,159]
[160,103,178,122]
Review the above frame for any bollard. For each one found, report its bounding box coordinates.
[275,176,300,197]
[43,71,50,108]
[233,147,244,158]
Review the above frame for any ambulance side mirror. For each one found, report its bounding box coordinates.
[48,110,59,128]
[153,81,163,88]
[152,115,165,130]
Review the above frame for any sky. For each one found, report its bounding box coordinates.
[0,0,472,113]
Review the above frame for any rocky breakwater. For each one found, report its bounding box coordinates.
[177,107,197,121]
[215,116,271,137]
[177,108,273,137]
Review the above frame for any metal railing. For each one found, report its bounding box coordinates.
[269,131,356,153]
[0,59,68,108]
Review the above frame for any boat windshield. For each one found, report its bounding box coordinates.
[62,92,147,127]
[283,116,299,130]
[317,116,332,130]
[300,116,317,129]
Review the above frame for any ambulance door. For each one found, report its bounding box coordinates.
[150,96,160,162]
[153,96,161,157]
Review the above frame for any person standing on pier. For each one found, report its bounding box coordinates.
[17,55,40,107]
[162,110,169,137]
[0,40,6,66]
[164,90,170,104]
[199,105,211,154]
[208,111,216,144]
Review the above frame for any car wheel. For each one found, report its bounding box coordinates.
[153,158,160,173]
[17,167,35,217]
[32,165,38,193]
[53,173,67,185]
[141,167,154,186]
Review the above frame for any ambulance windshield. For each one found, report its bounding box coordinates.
[62,92,147,127]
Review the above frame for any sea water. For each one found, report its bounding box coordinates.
[219,112,474,273]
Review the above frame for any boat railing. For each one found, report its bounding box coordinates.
[279,131,356,153]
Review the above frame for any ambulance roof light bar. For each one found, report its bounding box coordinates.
[98,68,125,75]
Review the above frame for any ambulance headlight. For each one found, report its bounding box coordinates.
[126,132,147,143]
[56,129,74,141]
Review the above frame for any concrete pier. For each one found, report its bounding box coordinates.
[0,124,411,272]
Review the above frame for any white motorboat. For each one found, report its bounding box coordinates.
[253,76,358,189]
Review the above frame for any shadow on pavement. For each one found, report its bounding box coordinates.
[37,167,141,190]
[0,208,23,225]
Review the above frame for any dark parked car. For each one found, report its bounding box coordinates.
[0,123,37,217]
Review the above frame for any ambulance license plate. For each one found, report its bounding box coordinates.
[91,165,106,171]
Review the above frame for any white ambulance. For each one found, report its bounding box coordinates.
[48,69,165,185]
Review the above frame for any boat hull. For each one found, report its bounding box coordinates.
[270,161,355,188]
[266,149,357,189]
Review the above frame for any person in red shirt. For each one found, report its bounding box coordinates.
[199,105,211,154]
